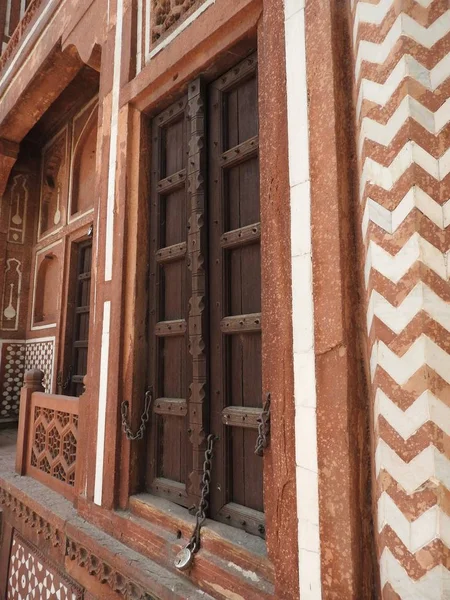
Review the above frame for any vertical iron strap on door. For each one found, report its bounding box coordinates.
[186,78,209,501]
[254,393,271,456]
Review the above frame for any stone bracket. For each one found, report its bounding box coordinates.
[0,138,19,197]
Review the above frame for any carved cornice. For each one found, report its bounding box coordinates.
[0,486,62,547]
[65,538,158,600]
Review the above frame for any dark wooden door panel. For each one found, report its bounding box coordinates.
[147,97,193,507]
[145,57,263,538]
[224,75,258,150]
[209,54,264,538]
[70,241,92,397]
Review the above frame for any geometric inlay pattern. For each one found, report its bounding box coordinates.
[353,0,450,597]
[25,339,54,394]
[7,532,82,600]
[30,406,78,487]
[0,342,25,420]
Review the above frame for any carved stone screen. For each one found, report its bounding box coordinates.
[24,338,54,393]
[30,405,79,489]
[0,341,25,421]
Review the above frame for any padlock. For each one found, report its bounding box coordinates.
[174,546,194,571]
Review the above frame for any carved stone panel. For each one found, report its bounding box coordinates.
[0,341,25,421]
[7,532,83,600]
[1,258,22,331]
[24,338,54,393]
[151,0,206,45]
[7,174,28,244]
[30,405,78,489]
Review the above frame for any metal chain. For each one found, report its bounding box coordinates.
[120,390,152,441]
[254,392,271,456]
[186,433,216,553]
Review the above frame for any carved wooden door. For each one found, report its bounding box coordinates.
[147,95,194,506]
[147,55,264,536]
[208,55,264,537]
[69,240,92,397]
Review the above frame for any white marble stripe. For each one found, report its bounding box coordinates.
[136,0,143,73]
[144,0,151,59]
[104,0,124,282]
[94,300,111,506]
[4,0,11,37]
[284,2,322,599]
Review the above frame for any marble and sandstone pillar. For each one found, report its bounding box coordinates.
[352,0,450,596]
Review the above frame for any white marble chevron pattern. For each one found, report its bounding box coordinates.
[380,549,450,599]
[360,143,450,198]
[367,282,450,333]
[378,493,450,552]
[370,335,450,384]
[362,187,450,236]
[353,0,434,45]
[355,0,450,595]
[375,440,450,493]
[359,96,450,155]
[374,389,450,439]
[355,11,450,80]
[357,53,450,118]
[365,234,450,286]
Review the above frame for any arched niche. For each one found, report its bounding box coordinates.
[34,253,60,324]
[70,102,98,217]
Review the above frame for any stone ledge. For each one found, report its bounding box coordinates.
[0,429,214,600]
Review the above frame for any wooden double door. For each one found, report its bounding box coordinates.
[146,54,264,537]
